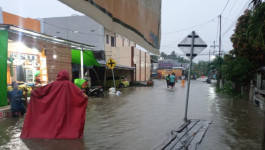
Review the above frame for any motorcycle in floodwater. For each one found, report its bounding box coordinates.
[85,85,104,97]
[74,79,104,98]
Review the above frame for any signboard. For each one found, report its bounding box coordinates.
[178,31,207,58]
[107,58,116,69]
[177,31,207,121]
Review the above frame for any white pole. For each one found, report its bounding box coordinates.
[112,69,116,88]
[81,48,84,79]
[184,31,195,122]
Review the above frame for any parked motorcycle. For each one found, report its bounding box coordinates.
[85,85,104,97]
[74,78,104,97]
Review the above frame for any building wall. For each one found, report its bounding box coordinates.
[105,30,136,65]
[45,45,72,81]
[2,11,41,32]
[132,48,151,82]
[145,54,151,81]
[0,7,3,23]
[42,16,104,51]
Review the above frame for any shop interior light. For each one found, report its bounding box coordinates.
[32,48,39,53]
[16,42,26,50]
[53,54,57,59]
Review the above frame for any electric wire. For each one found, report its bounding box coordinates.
[221,0,250,36]
[162,17,217,35]
[221,0,231,15]
[224,0,238,24]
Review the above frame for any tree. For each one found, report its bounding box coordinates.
[160,52,167,59]
[169,51,177,60]
[208,56,224,87]
[250,0,262,8]
[222,56,254,86]
[248,2,265,46]
[230,9,265,67]
[151,55,159,62]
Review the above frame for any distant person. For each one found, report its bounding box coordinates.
[21,70,88,139]
[169,73,176,88]
[181,75,186,87]
[166,74,170,88]
[7,81,26,117]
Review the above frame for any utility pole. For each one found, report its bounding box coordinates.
[209,48,211,62]
[210,41,218,59]
[219,15,222,57]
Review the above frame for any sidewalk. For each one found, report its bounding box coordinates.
[0,105,11,119]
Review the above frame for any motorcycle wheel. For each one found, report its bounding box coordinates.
[98,92,104,97]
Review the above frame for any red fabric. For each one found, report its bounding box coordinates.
[21,70,88,139]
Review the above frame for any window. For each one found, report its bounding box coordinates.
[111,36,115,47]
[106,35,109,44]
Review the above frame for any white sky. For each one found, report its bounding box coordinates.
[0,0,252,62]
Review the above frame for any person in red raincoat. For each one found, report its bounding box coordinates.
[21,70,88,139]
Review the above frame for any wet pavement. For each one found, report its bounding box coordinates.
[0,79,263,150]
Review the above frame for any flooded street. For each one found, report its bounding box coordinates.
[0,79,263,150]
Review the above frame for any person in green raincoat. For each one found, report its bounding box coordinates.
[34,70,41,86]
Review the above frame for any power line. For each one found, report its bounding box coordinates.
[224,0,238,23]
[161,18,217,48]
[221,0,230,15]
[216,17,219,43]
[162,17,217,35]
[221,0,250,36]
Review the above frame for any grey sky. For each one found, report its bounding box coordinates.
[0,0,251,62]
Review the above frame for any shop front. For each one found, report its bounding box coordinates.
[0,25,94,107]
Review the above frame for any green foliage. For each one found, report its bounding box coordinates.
[221,56,254,86]
[231,5,265,67]
[151,55,159,62]
[250,0,262,8]
[208,56,224,80]
[248,2,265,46]
[193,61,209,76]
[221,81,234,95]
[159,51,189,63]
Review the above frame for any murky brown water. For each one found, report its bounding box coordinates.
[0,79,263,150]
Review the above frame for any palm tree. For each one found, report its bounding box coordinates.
[248,2,265,45]
[250,0,262,8]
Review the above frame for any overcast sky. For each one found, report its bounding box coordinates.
[0,0,252,62]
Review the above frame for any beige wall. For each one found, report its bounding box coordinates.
[133,48,140,81]
[105,46,132,67]
[132,48,151,82]
[105,30,135,67]
[145,54,151,81]
[104,29,150,82]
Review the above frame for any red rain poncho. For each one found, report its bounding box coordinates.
[21,70,88,139]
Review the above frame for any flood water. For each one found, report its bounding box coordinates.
[0,79,263,150]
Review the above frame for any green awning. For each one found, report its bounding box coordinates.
[71,49,100,67]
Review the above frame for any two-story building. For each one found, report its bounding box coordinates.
[42,15,151,86]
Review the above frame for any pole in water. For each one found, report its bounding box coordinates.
[184,31,195,122]
[112,69,116,89]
